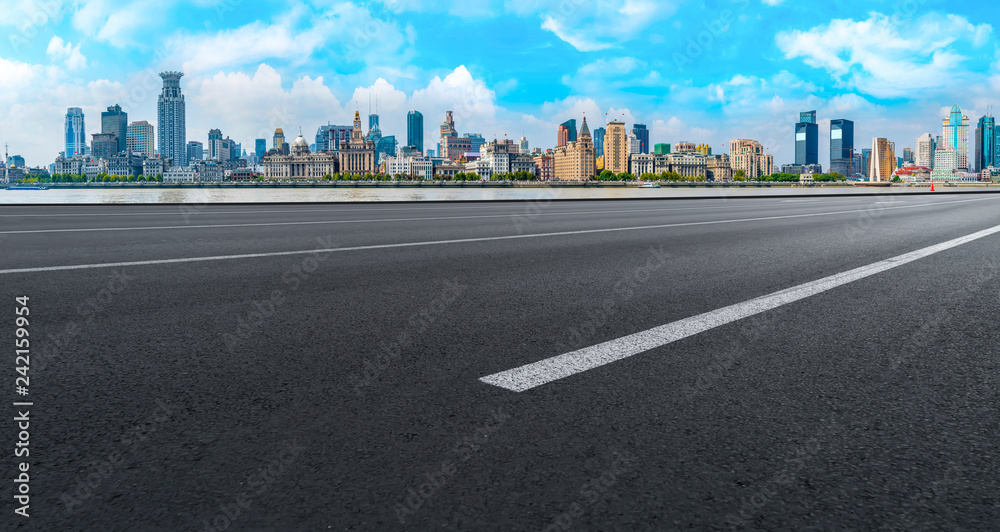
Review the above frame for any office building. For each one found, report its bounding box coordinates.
[730,139,774,179]
[829,119,854,176]
[603,120,629,174]
[560,119,577,143]
[902,147,914,164]
[126,121,155,157]
[65,107,86,157]
[942,104,969,171]
[407,110,424,153]
[674,142,697,153]
[101,104,128,154]
[518,136,529,154]
[975,115,996,172]
[706,154,732,181]
[327,125,353,152]
[273,129,286,153]
[186,141,203,163]
[339,111,377,174]
[91,133,117,159]
[869,137,895,182]
[157,71,186,165]
[654,143,671,155]
[795,110,818,166]
[255,139,267,159]
[631,124,649,154]
[593,127,605,157]
[557,124,570,148]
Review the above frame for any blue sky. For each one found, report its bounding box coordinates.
[1,0,999,167]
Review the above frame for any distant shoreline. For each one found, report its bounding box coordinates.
[4,180,921,189]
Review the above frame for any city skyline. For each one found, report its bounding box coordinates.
[1,1,999,167]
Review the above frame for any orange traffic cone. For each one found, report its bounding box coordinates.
[930,183,935,192]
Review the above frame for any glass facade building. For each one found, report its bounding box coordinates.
[975,115,996,172]
[157,71,187,166]
[795,110,818,166]
[407,110,424,153]
[631,124,649,154]
[829,119,854,176]
[101,104,128,154]
[560,119,577,143]
[65,107,86,157]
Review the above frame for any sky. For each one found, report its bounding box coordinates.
[1,0,999,168]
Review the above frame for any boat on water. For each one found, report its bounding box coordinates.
[638,183,660,188]
[6,185,49,190]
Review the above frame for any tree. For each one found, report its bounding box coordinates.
[733,169,746,182]
[891,175,902,183]
[598,169,615,181]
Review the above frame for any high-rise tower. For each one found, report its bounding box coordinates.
[157,71,187,165]
[64,107,86,157]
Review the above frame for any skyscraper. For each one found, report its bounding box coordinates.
[407,110,424,153]
[127,121,155,157]
[916,133,935,168]
[593,127,606,157]
[557,125,570,148]
[975,115,996,172]
[603,121,628,174]
[860,148,872,177]
[518,136,528,154]
[255,139,267,159]
[157,71,186,165]
[631,123,649,154]
[65,107,86,157]
[208,129,223,159]
[869,137,895,182]
[829,119,854,176]
[273,129,286,152]
[942,104,969,171]
[101,104,128,154]
[902,147,914,164]
[795,110,818,166]
[560,119,577,143]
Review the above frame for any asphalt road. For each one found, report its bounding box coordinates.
[2,193,999,530]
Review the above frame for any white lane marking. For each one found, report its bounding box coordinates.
[0,196,994,275]
[480,222,1000,392]
[0,196,980,235]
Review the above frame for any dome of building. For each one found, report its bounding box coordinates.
[293,134,308,148]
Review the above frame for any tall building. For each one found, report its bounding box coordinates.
[560,119,577,143]
[916,133,935,169]
[273,129,286,153]
[902,147,914,164]
[208,129,224,159]
[860,148,872,177]
[553,117,596,181]
[557,125,570,148]
[407,110,424,153]
[157,72,186,165]
[64,107,86,158]
[91,133,118,160]
[942,104,969,171]
[518,136,529,154]
[730,139,774,179]
[101,104,128,154]
[255,139,267,159]
[631,124,649,154]
[868,137,895,182]
[974,115,996,172]
[186,141,203,163]
[339,111,377,174]
[126,121,155,157]
[795,110,818,166]
[593,127,605,157]
[603,120,629,174]
[830,119,854,176]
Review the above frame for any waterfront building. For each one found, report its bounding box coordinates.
[654,152,707,179]
[557,124,570,148]
[730,139,774,179]
[518,136,528,154]
[142,156,170,178]
[54,154,92,176]
[407,110,424,153]
[65,107,86,157]
[338,112,377,175]
[630,153,655,176]
[255,139,267,159]
[795,110,818,166]
[902,147,914,164]
[629,135,643,155]
[157,71,186,165]
[593,127,605,157]
[560,119,577,143]
[384,152,434,180]
[654,143,671,155]
[553,117,596,180]
[603,121,629,174]
[781,164,822,175]
[326,125,353,152]
[208,129,224,159]
[262,131,341,179]
[830,119,854,176]
[706,154,732,181]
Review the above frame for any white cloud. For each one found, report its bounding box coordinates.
[507,0,681,52]
[776,12,993,98]
[46,36,86,70]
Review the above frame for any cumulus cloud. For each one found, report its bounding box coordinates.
[46,36,86,70]
[776,12,993,98]
[507,0,681,52]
